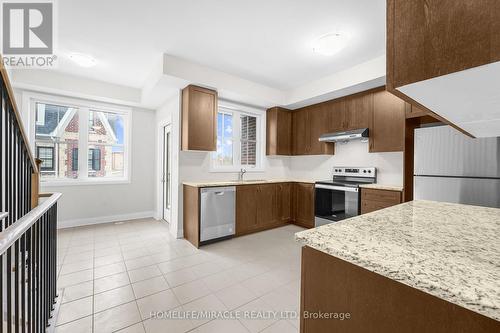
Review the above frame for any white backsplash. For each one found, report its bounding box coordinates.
[180,140,403,186]
[179,151,292,183]
[289,140,403,186]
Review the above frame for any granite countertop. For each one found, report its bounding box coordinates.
[183,179,315,187]
[295,200,500,321]
[359,183,403,191]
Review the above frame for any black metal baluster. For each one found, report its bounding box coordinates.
[38,216,43,332]
[21,234,26,333]
[43,213,47,328]
[52,205,57,306]
[26,228,31,333]
[14,128,20,332]
[37,219,40,333]
[6,247,12,333]
[48,210,53,319]
[7,102,12,227]
[1,82,4,333]
[14,239,19,333]
[30,225,35,333]
[53,205,57,305]
[17,132,21,220]
[46,212,50,326]
[20,150,24,217]
[1,253,3,333]
[43,214,47,328]
[1,81,3,219]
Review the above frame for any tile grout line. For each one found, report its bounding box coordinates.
[57,221,302,332]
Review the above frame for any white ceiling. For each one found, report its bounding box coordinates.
[55,0,386,90]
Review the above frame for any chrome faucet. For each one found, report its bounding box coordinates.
[238,168,247,181]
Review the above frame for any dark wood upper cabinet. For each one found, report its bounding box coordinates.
[308,105,335,155]
[266,87,410,155]
[387,0,500,137]
[292,109,310,156]
[181,85,217,151]
[291,107,334,156]
[324,92,373,133]
[344,93,373,130]
[387,0,500,88]
[325,100,345,133]
[266,107,292,155]
[370,90,405,152]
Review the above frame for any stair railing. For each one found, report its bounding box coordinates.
[1,55,61,331]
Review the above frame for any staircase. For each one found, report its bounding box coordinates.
[0,57,61,332]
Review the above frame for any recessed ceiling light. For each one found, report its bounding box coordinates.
[312,32,349,56]
[68,53,97,67]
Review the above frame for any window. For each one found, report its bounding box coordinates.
[71,148,102,173]
[31,94,130,184]
[240,115,257,166]
[212,105,263,171]
[35,103,45,126]
[36,146,54,171]
[88,148,101,172]
[71,148,78,171]
[214,112,233,166]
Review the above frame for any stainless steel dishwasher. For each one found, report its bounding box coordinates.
[200,186,236,244]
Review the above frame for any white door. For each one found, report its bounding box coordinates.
[162,125,172,222]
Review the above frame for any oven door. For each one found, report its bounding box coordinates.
[314,184,360,227]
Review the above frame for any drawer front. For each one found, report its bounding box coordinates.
[361,188,401,203]
[361,200,395,214]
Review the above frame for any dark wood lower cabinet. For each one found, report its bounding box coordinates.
[184,182,315,247]
[293,183,315,228]
[183,185,200,248]
[277,182,292,222]
[361,188,402,214]
[235,185,260,235]
[300,246,499,333]
[237,183,303,236]
[257,184,280,229]
[235,182,315,236]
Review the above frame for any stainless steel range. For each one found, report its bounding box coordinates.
[315,167,377,227]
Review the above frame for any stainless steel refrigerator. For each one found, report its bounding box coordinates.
[414,125,500,208]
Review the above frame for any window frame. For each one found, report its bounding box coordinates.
[26,92,132,186]
[36,146,55,172]
[210,102,265,173]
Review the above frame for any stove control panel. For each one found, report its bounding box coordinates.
[333,167,376,178]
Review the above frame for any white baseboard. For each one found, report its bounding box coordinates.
[58,211,155,229]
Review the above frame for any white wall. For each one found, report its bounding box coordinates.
[14,86,157,228]
[43,107,157,228]
[289,140,403,185]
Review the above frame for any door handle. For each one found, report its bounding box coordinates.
[214,192,224,196]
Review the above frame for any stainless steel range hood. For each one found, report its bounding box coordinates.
[318,128,369,143]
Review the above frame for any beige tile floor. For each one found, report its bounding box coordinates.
[55,219,304,333]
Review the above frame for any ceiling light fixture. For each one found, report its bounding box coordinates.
[68,53,97,67]
[312,32,349,56]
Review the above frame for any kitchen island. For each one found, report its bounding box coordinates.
[295,200,500,332]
